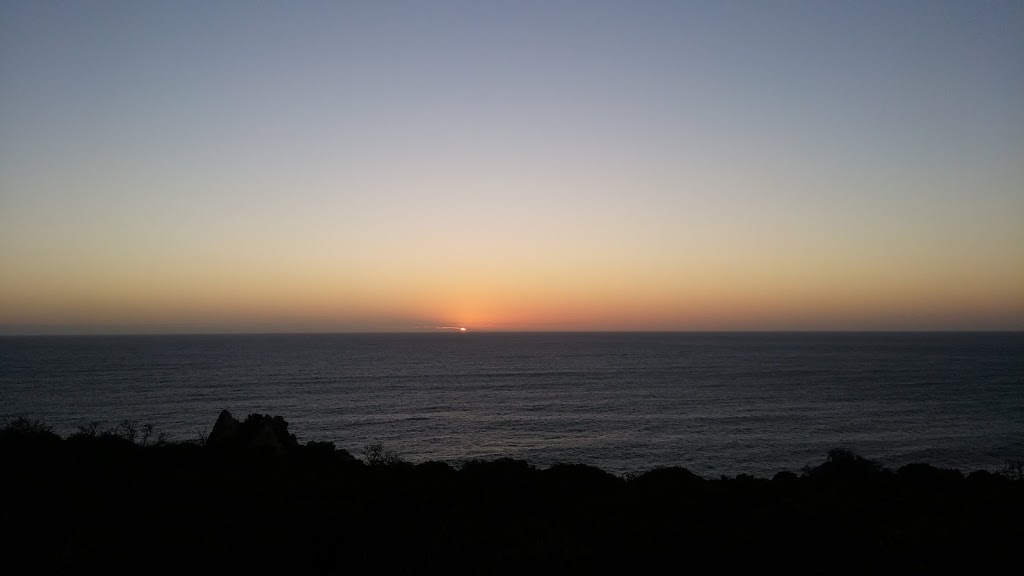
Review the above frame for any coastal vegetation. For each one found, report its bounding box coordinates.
[2,412,1021,573]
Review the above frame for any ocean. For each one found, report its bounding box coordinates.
[1,332,1021,477]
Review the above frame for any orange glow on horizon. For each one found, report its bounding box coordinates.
[2,214,1022,333]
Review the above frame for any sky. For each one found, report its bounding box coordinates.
[1,1,1022,334]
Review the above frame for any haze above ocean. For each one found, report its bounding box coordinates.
[1,332,1021,477]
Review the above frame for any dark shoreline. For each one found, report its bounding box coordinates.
[3,413,1022,573]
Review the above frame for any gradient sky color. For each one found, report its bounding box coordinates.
[2,1,1022,334]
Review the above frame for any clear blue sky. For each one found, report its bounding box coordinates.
[1,1,1022,333]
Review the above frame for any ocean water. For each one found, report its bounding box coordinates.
[1,332,1022,477]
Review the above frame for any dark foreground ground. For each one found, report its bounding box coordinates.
[2,413,1022,574]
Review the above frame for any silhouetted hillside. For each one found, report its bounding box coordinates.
[2,414,1022,574]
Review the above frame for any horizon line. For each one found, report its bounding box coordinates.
[1,329,1021,338]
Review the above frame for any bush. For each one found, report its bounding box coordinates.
[0,418,59,444]
[805,448,888,483]
[1000,459,1024,481]
[362,443,403,466]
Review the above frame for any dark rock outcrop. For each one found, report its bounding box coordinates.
[207,410,299,455]
[207,410,241,446]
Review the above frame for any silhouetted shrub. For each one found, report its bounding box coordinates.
[113,419,139,443]
[1000,459,1024,481]
[302,440,338,459]
[71,422,102,439]
[415,461,457,486]
[805,448,888,483]
[897,463,963,486]
[629,466,705,494]
[416,460,456,475]
[966,469,1006,487]
[771,470,800,485]
[362,442,403,466]
[543,463,622,493]
[64,420,161,448]
[139,423,155,446]
[0,418,61,453]
[461,458,536,488]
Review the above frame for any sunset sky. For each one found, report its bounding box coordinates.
[2,1,1022,334]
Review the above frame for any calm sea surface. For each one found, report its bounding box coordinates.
[1,332,1021,477]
